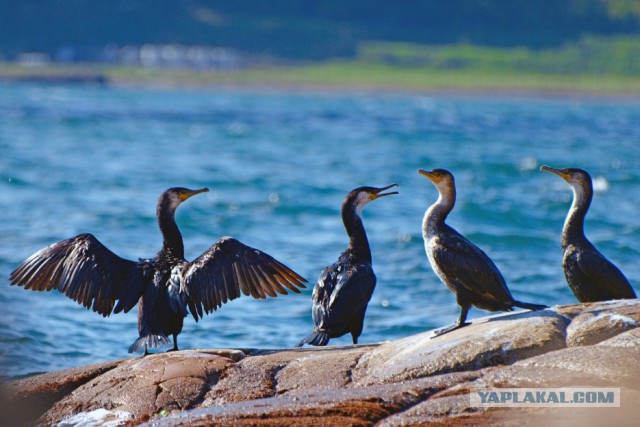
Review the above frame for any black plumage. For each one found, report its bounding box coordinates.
[10,187,307,354]
[541,165,636,302]
[296,184,398,347]
[418,169,546,337]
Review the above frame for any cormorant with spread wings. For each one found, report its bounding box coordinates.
[10,187,307,354]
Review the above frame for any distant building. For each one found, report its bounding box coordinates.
[100,44,240,70]
[16,52,51,67]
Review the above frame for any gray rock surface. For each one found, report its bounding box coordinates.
[3,300,639,426]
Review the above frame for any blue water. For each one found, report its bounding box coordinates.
[1,83,639,379]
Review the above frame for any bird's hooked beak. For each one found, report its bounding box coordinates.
[371,183,399,200]
[180,187,209,201]
[417,169,439,183]
[540,165,570,181]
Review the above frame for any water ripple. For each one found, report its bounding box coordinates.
[1,83,639,378]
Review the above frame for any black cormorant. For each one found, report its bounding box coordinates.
[540,165,636,302]
[10,187,307,354]
[296,184,398,347]
[418,169,546,337]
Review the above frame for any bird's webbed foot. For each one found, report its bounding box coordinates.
[431,321,470,338]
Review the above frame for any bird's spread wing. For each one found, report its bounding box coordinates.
[182,237,307,321]
[10,233,144,316]
[431,230,513,304]
[313,264,376,330]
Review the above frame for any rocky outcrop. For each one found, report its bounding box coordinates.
[3,299,639,426]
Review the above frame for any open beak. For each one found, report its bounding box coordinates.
[417,169,438,183]
[540,165,569,180]
[182,187,209,201]
[371,183,399,200]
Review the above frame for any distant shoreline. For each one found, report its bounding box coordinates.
[112,82,640,104]
[2,63,640,101]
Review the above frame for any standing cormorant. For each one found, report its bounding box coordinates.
[296,184,398,347]
[418,169,546,337]
[10,187,307,354]
[540,165,636,302]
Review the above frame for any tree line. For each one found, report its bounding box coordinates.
[0,0,638,60]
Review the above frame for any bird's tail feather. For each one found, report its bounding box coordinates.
[512,300,548,311]
[295,330,331,347]
[128,334,171,353]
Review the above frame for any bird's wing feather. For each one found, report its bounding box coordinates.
[311,266,336,328]
[431,230,513,303]
[313,264,376,330]
[572,247,636,299]
[182,237,307,321]
[9,233,143,316]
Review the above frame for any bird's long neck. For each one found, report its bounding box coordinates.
[422,184,455,238]
[342,204,372,264]
[157,201,184,261]
[562,182,592,248]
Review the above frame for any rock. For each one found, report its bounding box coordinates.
[564,300,640,347]
[3,300,639,426]
[162,372,480,427]
[203,345,373,406]
[1,351,235,426]
[0,359,121,427]
[351,309,568,385]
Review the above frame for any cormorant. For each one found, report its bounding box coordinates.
[296,184,398,347]
[10,187,307,354]
[540,165,636,302]
[418,169,546,337]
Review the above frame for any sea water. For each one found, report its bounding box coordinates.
[1,83,639,378]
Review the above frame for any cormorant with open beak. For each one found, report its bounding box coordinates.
[296,184,398,346]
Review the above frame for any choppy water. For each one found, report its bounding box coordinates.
[1,83,639,379]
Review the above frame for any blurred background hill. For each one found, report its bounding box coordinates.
[1,0,639,89]
[2,0,639,60]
